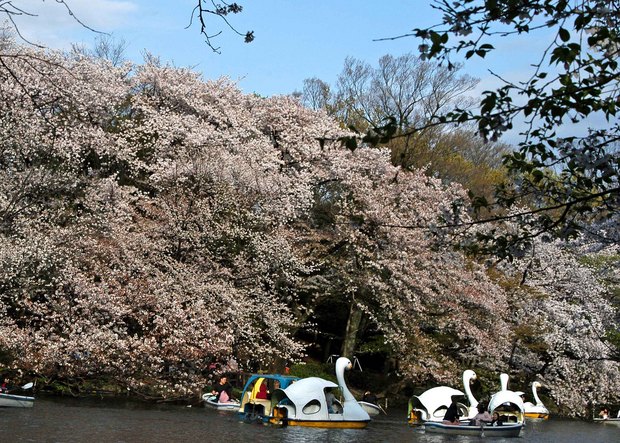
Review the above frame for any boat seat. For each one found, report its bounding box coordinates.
[249,399,273,413]
[240,391,251,408]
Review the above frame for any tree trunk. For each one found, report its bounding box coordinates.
[341,301,363,358]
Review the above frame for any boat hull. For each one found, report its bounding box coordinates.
[594,418,620,425]
[280,419,370,429]
[424,422,523,437]
[0,393,35,408]
[202,394,240,411]
[525,412,549,419]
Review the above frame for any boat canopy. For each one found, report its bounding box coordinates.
[271,377,337,407]
[489,391,525,413]
[241,374,299,398]
[409,386,465,418]
[251,377,266,399]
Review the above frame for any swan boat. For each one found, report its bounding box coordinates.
[490,373,526,424]
[0,392,35,408]
[236,374,300,423]
[268,357,371,428]
[408,369,478,425]
[522,381,550,419]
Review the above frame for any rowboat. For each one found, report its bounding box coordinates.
[594,418,620,425]
[0,392,35,408]
[424,421,523,437]
[202,394,240,411]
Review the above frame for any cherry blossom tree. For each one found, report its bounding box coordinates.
[498,231,620,415]
[0,40,314,396]
[0,33,616,413]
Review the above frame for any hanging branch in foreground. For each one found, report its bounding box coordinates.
[1,0,104,49]
[365,0,620,257]
[189,1,254,53]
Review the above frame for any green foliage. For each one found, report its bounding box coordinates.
[288,361,336,383]
[338,117,398,151]
[413,0,620,257]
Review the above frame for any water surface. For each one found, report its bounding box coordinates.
[2,397,618,442]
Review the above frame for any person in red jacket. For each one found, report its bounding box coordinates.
[255,380,269,399]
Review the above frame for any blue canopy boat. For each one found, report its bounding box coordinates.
[237,373,300,423]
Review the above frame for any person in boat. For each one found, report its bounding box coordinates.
[470,402,492,426]
[362,391,378,404]
[212,376,234,403]
[491,411,508,426]
[0,377,11,393]
[443,395,462,424]
[269,380,281,399]
[599,408,609,419]
[255,380,269,400]
[325,388,337,413]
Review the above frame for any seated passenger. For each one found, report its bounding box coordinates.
[212,376,233,403]
[255,381,269,400]
[443,396,461,424]
[470,403,492,426]
[491,412,508,426]
[325,388,336,413]
[362,391,378,404]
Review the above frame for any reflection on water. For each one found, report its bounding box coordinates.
[2,397,618,442]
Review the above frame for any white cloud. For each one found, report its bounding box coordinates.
[8,0,138,48]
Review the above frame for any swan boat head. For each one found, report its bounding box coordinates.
[462,369,478,418]
[500,373,509,391]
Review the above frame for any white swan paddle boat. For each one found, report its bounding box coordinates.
[522,381,549,419]
[408,386,466,425]
[408,369,478,425]
[490,373,525,424]
[0,382,35,408]
[268,357,371,428]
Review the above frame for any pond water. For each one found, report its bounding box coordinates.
[2,396,618,442]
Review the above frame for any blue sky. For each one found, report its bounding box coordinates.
[14,0,543,97]
[15,0,594,144]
